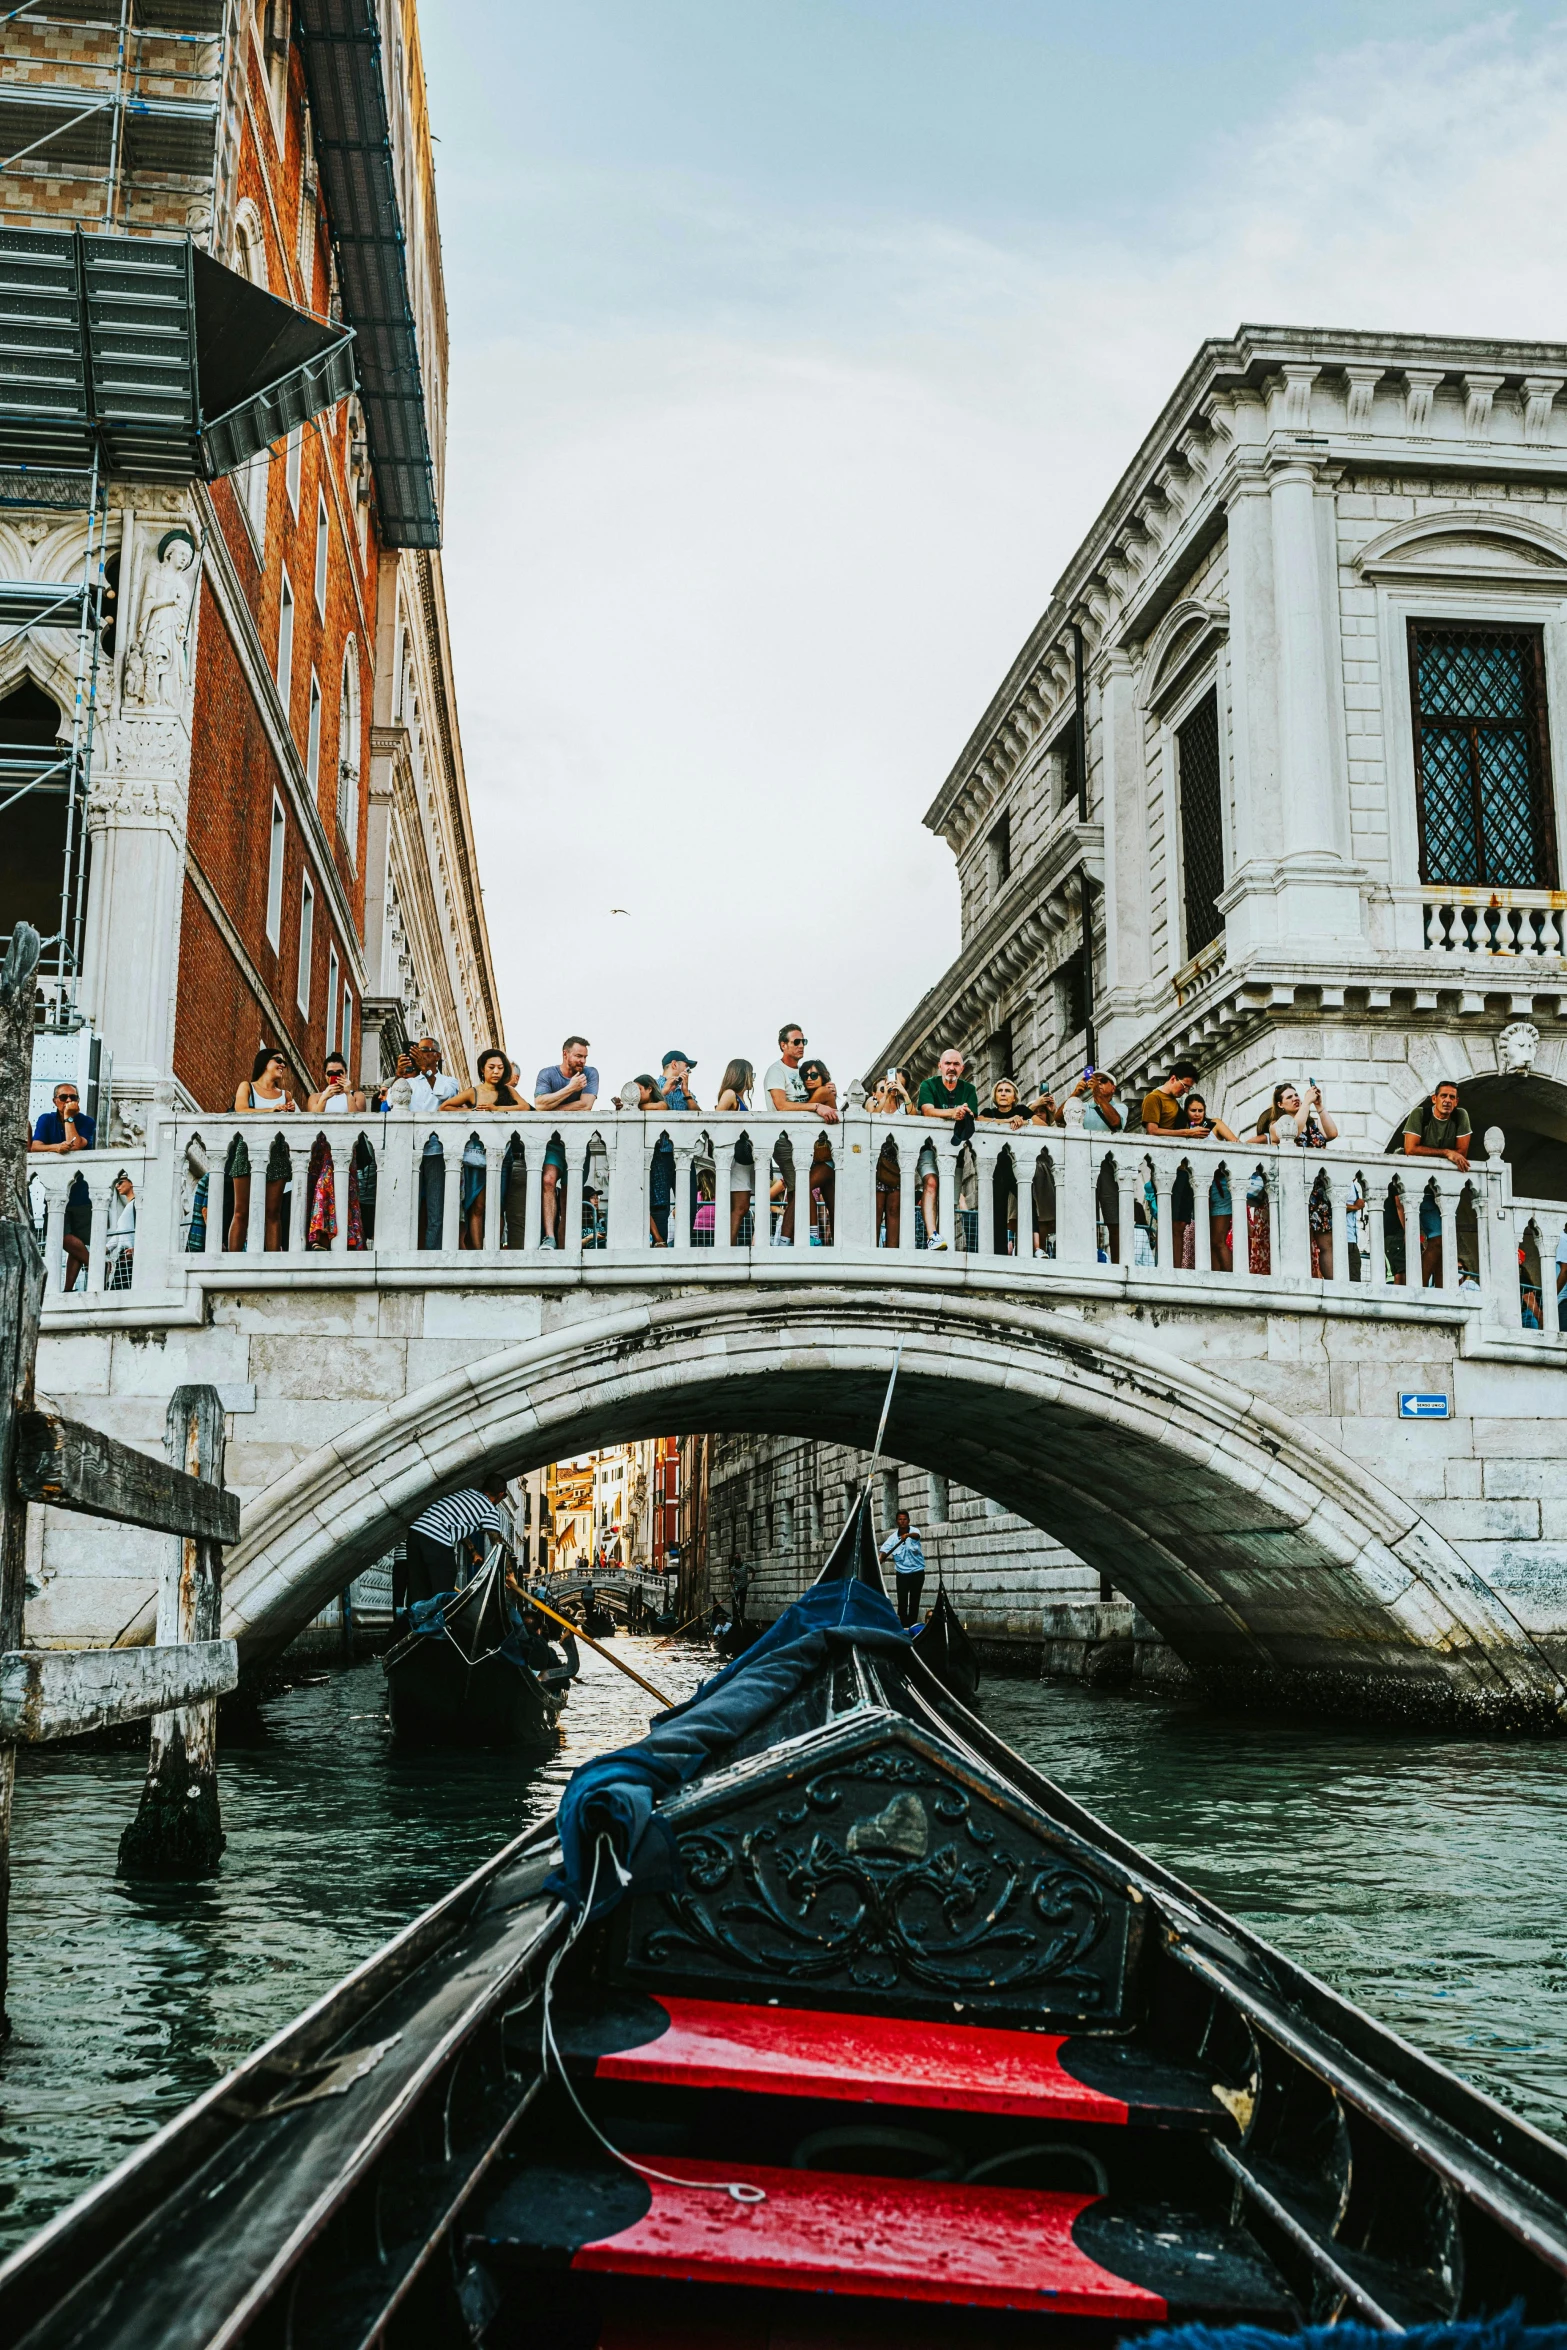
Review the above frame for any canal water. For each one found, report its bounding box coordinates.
[1,1651,1564,2254]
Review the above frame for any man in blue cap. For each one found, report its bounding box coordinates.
[650,1051,699,1243]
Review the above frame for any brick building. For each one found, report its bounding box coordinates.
[0,0,497,1136]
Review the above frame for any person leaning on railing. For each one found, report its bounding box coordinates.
[867,1070,911,1246]
[714,1060,756,1245]
[1253,1081,1339,1278]
[1174,1093,1237,1270]
[28,1080,95,1290]
[441,1047,531,1249]
[228,1047,297,1252]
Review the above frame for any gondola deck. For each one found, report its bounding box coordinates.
[2,1501,1566,2347]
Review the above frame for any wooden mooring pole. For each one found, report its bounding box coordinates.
[117,1386,228,1878]
[0,926,45,2031]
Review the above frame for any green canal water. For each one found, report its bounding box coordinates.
[0,1650,1564,2254]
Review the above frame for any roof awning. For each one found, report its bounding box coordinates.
[296,0,441,548]
[0,227,356,484]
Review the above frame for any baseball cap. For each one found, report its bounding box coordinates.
[661,1050,697,1068]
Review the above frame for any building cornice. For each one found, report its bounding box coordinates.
[924,323,1567,847]
[867,821,1103,1082]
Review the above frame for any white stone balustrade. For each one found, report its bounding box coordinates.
[23,1106,1567,1341]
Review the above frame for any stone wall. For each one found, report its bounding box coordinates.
[707,1429,1176,1684]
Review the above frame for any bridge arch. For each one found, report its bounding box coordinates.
[220,1287,1562,1727]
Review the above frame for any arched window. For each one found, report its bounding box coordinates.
[336,639,360,858]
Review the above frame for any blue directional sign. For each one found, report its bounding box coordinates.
[1398,1393,1451,1420]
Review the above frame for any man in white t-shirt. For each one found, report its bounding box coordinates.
[763,1022,837,1243]
[397,1037,460,1246]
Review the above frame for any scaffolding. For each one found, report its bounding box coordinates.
[0,0,233,244]
[0,452,107,1026]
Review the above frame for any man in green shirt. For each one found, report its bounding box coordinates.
[1402,1081,1471,1288]
[916,1049,979,1250]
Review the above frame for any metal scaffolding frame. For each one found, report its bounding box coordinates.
[0,448,107,1022]
[0,1,231,240]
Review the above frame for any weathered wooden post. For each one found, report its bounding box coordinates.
[0,925,45,2033]
[117,1384,228,1877]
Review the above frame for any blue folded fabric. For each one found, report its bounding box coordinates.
[545,1576,913,1917]
[1140,2313,1567,2350]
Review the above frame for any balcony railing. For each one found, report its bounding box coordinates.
[24,1104,1566,1342]
[1416,884,1567,963]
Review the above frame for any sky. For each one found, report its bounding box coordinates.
[419,1,1567,1099]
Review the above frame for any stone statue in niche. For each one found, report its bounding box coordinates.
[123,533,196,709]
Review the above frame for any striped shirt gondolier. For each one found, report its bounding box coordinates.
[409,1491,511,1549]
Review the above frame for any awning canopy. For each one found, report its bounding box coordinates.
[296,0,441,548]
[0,227,356,484]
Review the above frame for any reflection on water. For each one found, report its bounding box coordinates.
[990,1678,1567,2138]
[1,1650,1565,2253]
[0,1641,711,2253]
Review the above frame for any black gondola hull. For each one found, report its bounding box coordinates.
[384,1634,559,1749]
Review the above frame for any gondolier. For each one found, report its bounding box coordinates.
[403,1475,512,1608]
[878,1507,925,1627]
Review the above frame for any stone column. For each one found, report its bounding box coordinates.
[1097,650,1149,1068]
[1217,450,1283,955]
[81,502,202,1137]
[1268,452,1363,946]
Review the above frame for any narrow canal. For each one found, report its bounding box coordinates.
[1,1650,1564,2254]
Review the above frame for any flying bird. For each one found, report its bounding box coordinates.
[610,906,631,916]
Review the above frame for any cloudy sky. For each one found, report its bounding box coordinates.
[419,1,1567,1099]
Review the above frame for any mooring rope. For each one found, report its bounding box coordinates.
[540,1837,766,2206]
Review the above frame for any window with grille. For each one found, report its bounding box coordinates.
[1176,688,1225,961]
[1408,622,1556,888]
[1055,948,1087,1048]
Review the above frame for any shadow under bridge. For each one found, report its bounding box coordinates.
[217,1288,1563,1729]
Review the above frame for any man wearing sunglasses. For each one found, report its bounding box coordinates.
[764,1023,838,1245]
[29,1081,95,1290]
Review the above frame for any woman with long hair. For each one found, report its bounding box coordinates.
[799,1060,837,1244]
[441,1048,531,1248]
[227,1046,296,1251]
[715,1060,755,1245]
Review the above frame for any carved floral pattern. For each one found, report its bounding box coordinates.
[632,1753,1121,2011]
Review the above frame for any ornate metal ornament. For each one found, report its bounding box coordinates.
[615,1718,1135,2025]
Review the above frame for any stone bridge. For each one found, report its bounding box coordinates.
[24,1105,1567,1725]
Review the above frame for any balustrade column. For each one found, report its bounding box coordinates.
[1151,1158,1172,1273]
[196,1142,220,1258]
[439,1139,462,1254]
[482,1141,504,1256]
[244,1137,268,1256]
[1329,1175,1350,1288]
[558,1147,583,1261]
[896,1128,917,1255]
[1439,1174,1461,1296]
[40,1183,66,1294]
[516,1138,542,1254]
[836,1109,874,1253]
[1115,1158,1139,1272]
[328,1139,351,1257]
[1056,1130,1096,1266]
[286,1142,311,1257]
[1193,1154,1213,1274]
[669,1142,697,1256]
[86,1176,113,1292]
[605,1125,643,1251]
[1514,1211,1536,1331]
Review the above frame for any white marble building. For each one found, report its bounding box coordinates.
[879,323,1567,1187]
[721,323,1567,1666]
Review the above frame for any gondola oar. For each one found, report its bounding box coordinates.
[525,1591,676,1710]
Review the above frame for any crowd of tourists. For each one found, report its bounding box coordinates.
[27,1016,1553,1315]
